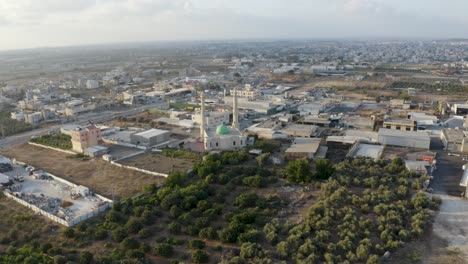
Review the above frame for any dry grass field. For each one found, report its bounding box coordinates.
[118,152,195,175]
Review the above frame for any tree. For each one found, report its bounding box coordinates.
[189,239,206,250]
[256,153,271,167]
[240,242,262,259]
[79,251,93,264]
[63,228,75,238]
[191,250,209,263]
[153,243,173,257]
[121,237,140,250]
[234,192,259,208]
[276,241,290,259]
[112,227,128,242]
[125,218,143,234]
[315,159,335,180]
[285,159,311,184]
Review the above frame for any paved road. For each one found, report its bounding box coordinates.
[0,103,165,150]
[429,137,465,196]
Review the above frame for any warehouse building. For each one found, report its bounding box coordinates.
[383,118,417,131]
[441,129,468,152]
[378,128,430,149]
[130,128,171,147]
[285,138,325,160]
[280,124,319,138]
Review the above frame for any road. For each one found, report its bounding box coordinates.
[428,136,468,261]
[430,137,465,196]
[0,103,166,149]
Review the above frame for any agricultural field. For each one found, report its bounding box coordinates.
[0,148,446,263]
[30,133,73,150]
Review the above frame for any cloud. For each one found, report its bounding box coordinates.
[0,0,467,50]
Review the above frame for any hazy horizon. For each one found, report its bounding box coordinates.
[1,0,468,51]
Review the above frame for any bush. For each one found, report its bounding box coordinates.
[79,251,93,264]
[153,243,173,257]
[121,237,140,250]
[191,249,209,263]
[285,159,311,183]
[189,239,206,250]
[112,227,128,242]
[315,159,335,180]
[234,192,259,208]
[63,228,75,238]
[242,175,266,188]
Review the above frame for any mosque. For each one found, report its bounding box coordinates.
[199,90,247,151]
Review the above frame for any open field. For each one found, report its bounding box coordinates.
[118,152,195,174]
[0,143,164,198]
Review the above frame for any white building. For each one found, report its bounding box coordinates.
[86,80,100,89]
[378,128,430,149]
[192,111,230,128]
[200,90,247,151]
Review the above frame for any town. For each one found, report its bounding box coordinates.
[1,39,468,263]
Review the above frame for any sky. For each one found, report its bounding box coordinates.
[0,0,467,51]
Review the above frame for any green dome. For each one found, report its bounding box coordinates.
[216,125,230,135]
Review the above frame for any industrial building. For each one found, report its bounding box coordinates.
[130,128,171,147]
[347,142,384,160]
[285,138,324,160]
[452,103,468,115]
[378,128,430,149]
[383,118,417,131]
[83,145,109,157]
[280,124,319,138]
[441,129,468,152]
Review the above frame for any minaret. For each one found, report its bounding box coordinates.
[200,91,206,138]
[232,89,239,129]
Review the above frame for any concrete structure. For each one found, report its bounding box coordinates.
[405,160,433,175]
[383,118,417,131]
[452,104,468,115]
[24,112,42,127]
[86,80,100,89]
[347,143,384,160]
[192,111,230,128]
[280,124,318,138]
[65,103,96,116]
[2,162,112,227]
[378,128,430,149]
[130,128,171,147]
[285,138,322,160]
[441,129,468,152]
[83,145,109,157]
[70,125,102,153]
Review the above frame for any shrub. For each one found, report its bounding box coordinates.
[189,239,206,250]
[191,249,209,263]
[153,243,173,257]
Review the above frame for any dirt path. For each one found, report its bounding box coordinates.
[433,194,468,260]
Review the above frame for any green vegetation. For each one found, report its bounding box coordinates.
[253,139,281,153]
[30,133,72,150]
[161,149,201,160]
[0,151,440,263]
[388,81,468,93]
[0,109,33,137]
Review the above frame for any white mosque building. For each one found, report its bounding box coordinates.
[200,90,247,151]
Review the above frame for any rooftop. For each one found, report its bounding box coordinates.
[384,118,416,126]
[378,128,430,139]
[443,129,466,142]
[133,128,170,138]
